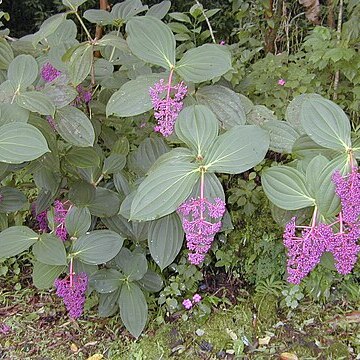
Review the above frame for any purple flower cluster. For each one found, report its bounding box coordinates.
[36,210,50,233]
[74,85,92,106]
[332,167,360,223]
[284,166,360,284]
[178,197,226,265]
[182,293,202,310]
[149,78,187,137]
[54,272,88,319]
[41,62,62,83]
[54,200,68,241]
[0,323,11,335]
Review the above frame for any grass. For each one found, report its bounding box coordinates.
[1,277,360,360]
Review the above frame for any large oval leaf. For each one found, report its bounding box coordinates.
[72,230,124,265]
[175,104,218,157]
[119,283,148,338]
[0,187,27,213]
[0,123,49,164]
[262,166,315,210]
[65,206,91,237]
[300,96,351,150]
[32,234,67,266]
[196,85,246,129]
[204,125,269,174]
[68,43,93,86]
[90,268,122,293]
[87,187,121,218]
[8,54,38,89]
[0,226,38,258]
[126,16,175,69]
[54,106,95,147]
[32,261,66,290]
[106,73,165,117]
[175,44,232,83]
[114,248,148,281]
[148,213,184,270]
[130,160,199,221]
[16,91,55,116]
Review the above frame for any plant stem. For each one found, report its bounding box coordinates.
[194,0,216,44]
[109,26,121,63]
[75,11,93,41]
[69,257,74,288]
[200,168,205,220]
[333,0,344,100]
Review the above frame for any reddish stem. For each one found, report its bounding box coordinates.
[69,257,74,288]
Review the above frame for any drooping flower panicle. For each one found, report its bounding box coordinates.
[283,165,360,284]
[54,272,88,319]
[149,72,187,137]
[178,197,226,266]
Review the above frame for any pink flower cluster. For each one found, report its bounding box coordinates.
[54,200,68,241]
[182,293,202,310]
[149,78,187,137]
[178,197,226,265]
[41,62,62,83]
[284,166,360,284]
[54,272,88,319]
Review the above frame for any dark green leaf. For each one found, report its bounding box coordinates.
[137,269,163,292]
[114,248,147,281]
[90,268,122,293]
[32,261,66,290]
[72,230,124,265]
[67,147,101,168]
[32,234,67,266]
[0,187,27,212]
[99,289,120,317]
[119,283,148,338]
[0,226,38,258]
[148,213,184,270]
[103,154,126,174]
[88,187,121,217]
[65,206,91,237]
[16,91,55,116]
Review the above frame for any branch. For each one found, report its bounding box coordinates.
[194,0,216,44]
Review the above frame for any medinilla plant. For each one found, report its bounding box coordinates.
[261,94,360,284]
[0,0,271,338]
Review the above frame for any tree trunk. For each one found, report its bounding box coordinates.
[264,0,284,54]
[94,0,109,57]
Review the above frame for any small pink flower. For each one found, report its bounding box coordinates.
[219,40,226,45]
[0,324,11,335]
[192,294,202,303]
[182,299,193,310]
[278,79,286,86]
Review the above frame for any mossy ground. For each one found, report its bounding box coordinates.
[1,278,359,360]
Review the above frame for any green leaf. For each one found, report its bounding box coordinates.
[0,187,27,212]
[90,268,122,293]
[305,155,330,196]
[119,283,148,338]
[32,261,66,290]
[62,0,88,10]
[34,13,66,43]
[316,154,350,218]
[87,187,121,217]
[300,96,351,150]
[169,12,191,23]
[65,206,91,237]
[112,0,148,21]
[126,16,175,69]
[128,137,169,176]
[205,125,269,174]
[0,226,38,258]
[262,166,315,210]
[106,73,164,117]
[0,38,14,70]
[32,234,67,266]
[148,213,184,270]
[137,269,163,292]
[99,289,121,317]
[292,134,332,159]
[16,91,55,116]
[176,44,232,83]
[130,160,199,221]
[8,54,38,89]
[146,1,171,19]
[68,43,93,86]
[175,105,218,157]
[69,180,96,206]
[0,103,29,127]
[42,84,77,108]
[72,230,124,265]
[285,94,322,133]
[67,147,101,168]
[54,106,95,147]
[103,154,126,174]
[114,248,148,281]
[0,123,49,164]
[196,85,246,129]
[261,120,301,154]
[83,9,115,25]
